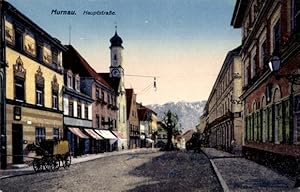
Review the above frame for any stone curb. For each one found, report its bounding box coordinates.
[210,159,230,192]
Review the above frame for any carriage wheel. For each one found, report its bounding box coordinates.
[63,154,71,168]
[52,157,60,171]
[33,159,42,172]
[46,157,59,172]
[44,157,53,172]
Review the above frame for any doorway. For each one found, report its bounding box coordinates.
[12,123,23,164]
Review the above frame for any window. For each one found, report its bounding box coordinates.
[85,106,89,119]
[52,92,58,110]
[273,20,281,53]
[52,50,58,66]
[283,100,290,143]
[101,91,105,101]
[251,53,257,78]
[260,41,268,69]
[35,127,45,144]
[293,0,300,32]
[36,86,44,106]
[114,54,117,60]
[67,75,73,88]
[75,78,80,91]
[69,101,74,116]
[101,117,105,127]
[53,128,59,140]
[77,103,82,118]
[96,115,100,128]
[15,30,23,50]
[96,88,99,98]
[37,43,43,62]
[15,78,25,102]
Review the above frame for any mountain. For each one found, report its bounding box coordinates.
[147,101,206,132]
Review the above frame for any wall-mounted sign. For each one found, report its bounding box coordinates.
[13,106,21,121]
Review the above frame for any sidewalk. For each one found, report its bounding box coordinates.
[0,148,158,180]
[201,148,297,192]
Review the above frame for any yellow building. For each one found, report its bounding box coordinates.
[2,1,66,168]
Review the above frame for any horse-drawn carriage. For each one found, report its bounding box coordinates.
[28,139,71,172]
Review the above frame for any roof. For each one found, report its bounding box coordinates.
[98,73,120,93]
[137,104,157,121]
[231,0,250,28]
[206,45,241,103]
[110,31,123,48]
[63,45,112,89]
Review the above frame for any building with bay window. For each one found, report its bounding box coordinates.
[1,1,66,168]
[231,0,300,175]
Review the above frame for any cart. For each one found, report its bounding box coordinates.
[29,140,71,172]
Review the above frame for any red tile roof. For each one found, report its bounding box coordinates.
[64,45,112,89]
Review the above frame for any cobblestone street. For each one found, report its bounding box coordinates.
[0,150,221,192]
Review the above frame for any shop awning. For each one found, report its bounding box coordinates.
[68,127,89,139]
[112,131,125,140]
[84,129,103,140]
[94,129,117,140]
[146,138,154,143]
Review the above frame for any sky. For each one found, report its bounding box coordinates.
[8,0,241,105]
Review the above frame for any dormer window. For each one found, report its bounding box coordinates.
[67,70,73,89]
[74,74,80,92]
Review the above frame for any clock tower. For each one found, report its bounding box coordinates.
[109,29,124,78]
[109,28,128,150]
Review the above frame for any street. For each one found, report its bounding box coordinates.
[0,150,221,192]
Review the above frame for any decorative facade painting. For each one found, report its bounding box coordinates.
[5,20,15,44]
[43,44,52,64]
[24,32,36,56]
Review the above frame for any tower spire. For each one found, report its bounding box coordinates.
[114,22,118,34]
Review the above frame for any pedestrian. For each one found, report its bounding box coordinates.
[230,139,236,154]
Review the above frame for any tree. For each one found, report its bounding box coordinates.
[161,110,182,151]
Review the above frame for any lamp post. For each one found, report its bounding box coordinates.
[268,55,300,188]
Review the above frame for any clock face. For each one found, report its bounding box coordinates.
[111,69,120,77]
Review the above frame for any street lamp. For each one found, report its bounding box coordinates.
[268,55,300,188]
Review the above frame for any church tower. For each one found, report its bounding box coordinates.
[109,28,128,149]
[110,29,124,78]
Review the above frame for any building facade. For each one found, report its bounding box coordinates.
[62,67,96,157]
[126,89,140,149]
[231,0,300,174]
[2,1,66,168]
[64,45,118,153]
[137,104,157,147]
[204,46,243,153]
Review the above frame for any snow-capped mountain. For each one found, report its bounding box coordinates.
[147,101,206,132]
